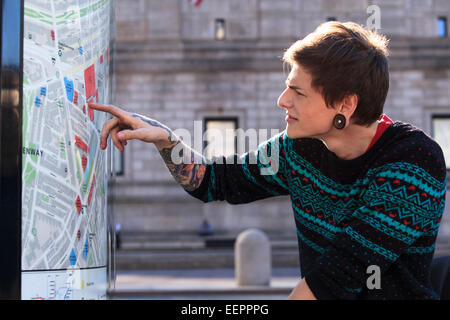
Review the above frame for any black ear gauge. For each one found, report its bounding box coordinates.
[333,114,346,130]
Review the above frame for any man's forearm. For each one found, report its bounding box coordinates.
[131,112,208,192]
[156,133,207,192]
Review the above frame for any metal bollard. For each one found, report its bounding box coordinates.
[235,228,271,286]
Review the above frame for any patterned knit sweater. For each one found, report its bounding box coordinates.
[186,120,447,300]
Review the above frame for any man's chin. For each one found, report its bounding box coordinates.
[285,126,303,139]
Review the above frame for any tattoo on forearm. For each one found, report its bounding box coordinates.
[131,113,206,191]
[132,113,178,143]
[159,140,207,192]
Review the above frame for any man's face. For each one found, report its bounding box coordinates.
[277,64,337,139]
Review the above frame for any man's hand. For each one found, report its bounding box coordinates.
[88,103,177,152]
[89,103,207,191]
[288,278,317,300]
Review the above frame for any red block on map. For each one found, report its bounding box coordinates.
[73,91,78,105]
[75,135,89,153]
[81,154,87,172]
[88,174,96,205]
[83,104,86,114]
[76,195,82,215]
[77,230,81,240]
[88,105,94,121]
[100,55,103,64]
[84,64,96,99]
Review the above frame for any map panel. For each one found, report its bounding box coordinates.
[21,0,111,300]
[22,267,107,300]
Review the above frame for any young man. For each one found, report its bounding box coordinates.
[90,21,447,299]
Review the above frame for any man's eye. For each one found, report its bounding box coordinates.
[296,91,304,96]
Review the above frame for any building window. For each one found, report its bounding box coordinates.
[215,19,226,40]
[203,117,237,159]
[438,17,447,38]
[432,116,450,169]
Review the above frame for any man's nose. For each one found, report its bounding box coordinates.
[277,88,292,110]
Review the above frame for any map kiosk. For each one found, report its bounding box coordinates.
[0,0,116,300]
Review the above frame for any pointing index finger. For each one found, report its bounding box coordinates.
[88,103,129,120]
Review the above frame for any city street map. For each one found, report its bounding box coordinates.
[21,0,111,300]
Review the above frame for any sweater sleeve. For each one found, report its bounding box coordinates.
[304,145,447,300]
[185,131,290,204]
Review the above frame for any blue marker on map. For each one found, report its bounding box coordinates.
[79,46,83,55]
[64,77,74,102]
[83,239,89,260]
[69,249,77,266]
[40,87,46,96]
[34,96,41,107]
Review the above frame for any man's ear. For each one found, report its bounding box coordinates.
[338,94,358,118]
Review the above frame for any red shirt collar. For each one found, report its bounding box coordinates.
[365,114,393,152]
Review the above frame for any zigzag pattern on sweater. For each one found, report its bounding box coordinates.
[292,204,345,234]
[365,162,447,197]
[290,182,357,224]
[285,139,360,196]
[285,136,446,199]
[288,174,443,232]
[362,189,443,229]
[364,180,444,215]
[352,208,419,244]
[280,136,446,261]
[296,214,338,240]
[293,206,343,240]
[355,207,424,238]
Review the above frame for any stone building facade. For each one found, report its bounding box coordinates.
[110,0,450,240]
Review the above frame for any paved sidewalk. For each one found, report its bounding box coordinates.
[110,267,300,300]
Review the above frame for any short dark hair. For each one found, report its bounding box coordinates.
[282,21,390,126]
